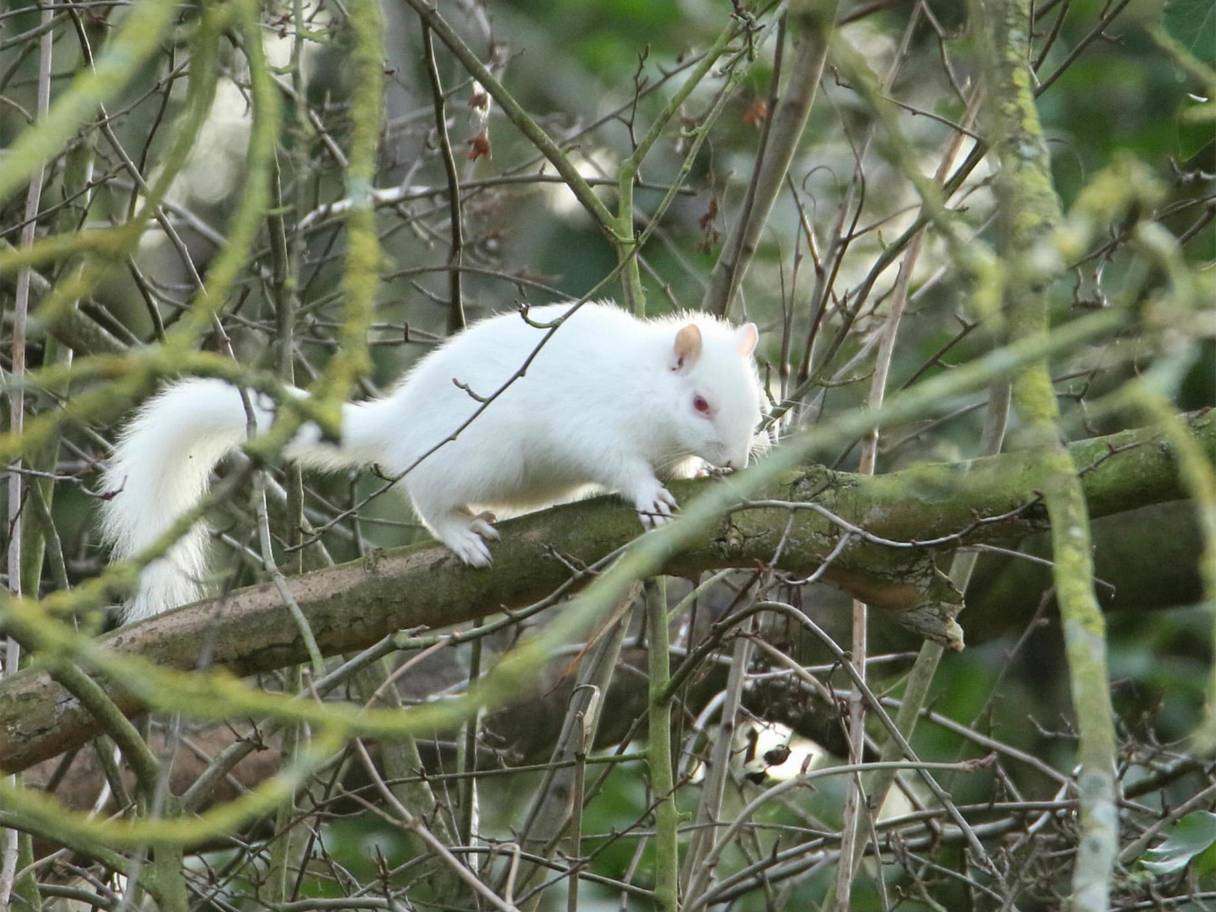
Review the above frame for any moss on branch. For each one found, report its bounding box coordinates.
[0,413,1209,774]
[973,0,1122,903]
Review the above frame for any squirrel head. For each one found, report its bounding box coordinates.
[665,317,764,470]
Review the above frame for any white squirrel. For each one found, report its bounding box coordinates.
[101,302,765,623]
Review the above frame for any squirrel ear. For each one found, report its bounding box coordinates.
[736,322,759,357]
[672,323,703,371]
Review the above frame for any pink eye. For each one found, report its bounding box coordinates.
[693,394,711,415]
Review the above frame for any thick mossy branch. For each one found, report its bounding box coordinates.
[311,0,382,421]
[0,414,1209,774]
[974,0,1120,906]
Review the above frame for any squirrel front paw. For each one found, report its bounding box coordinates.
[635,483,679,529]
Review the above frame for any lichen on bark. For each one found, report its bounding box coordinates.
[971,0,1120,906]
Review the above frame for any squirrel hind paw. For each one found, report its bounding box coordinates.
[447,529,494,567]
[436,515,497,567]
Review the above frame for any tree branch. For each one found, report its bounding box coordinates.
[702,0,839,318]
[0,414,1210,774]
[973,0,1120,904]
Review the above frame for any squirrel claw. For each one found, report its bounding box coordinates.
[471,513,500,541]
[636,484,678,529]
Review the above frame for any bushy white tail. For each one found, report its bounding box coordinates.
[101,379,384,622]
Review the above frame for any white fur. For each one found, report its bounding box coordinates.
[100,302,765,622]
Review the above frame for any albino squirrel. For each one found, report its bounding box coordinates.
[101,302,765,623]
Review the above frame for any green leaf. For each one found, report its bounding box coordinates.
[1139,811,1216,876]
[1164,0,1216,64]
[1197,840,1216,877]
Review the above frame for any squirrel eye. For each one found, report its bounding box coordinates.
[693,394,711,415]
